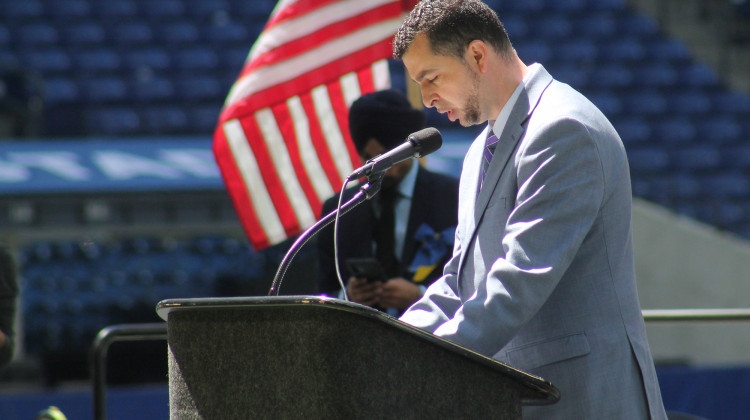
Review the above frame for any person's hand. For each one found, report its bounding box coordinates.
[346,277,382,307]
[379,277,422,310]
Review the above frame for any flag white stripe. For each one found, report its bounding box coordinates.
[249,0,396,60]
[222,119,286,244]
[226,18,402,107]
[286,96,336,201]
[372,59,391,91]
[311,85,353,180]
[340,72,362,108]
[254,108,317,229]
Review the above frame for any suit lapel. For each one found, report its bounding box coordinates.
[457,65,555,276]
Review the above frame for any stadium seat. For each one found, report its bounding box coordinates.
[130,77,175,102]
[672,146,722,172]
[43,78,80,105]
[91,0,138,19]
[621,90,668,116]
[668,91,713,115]
[158,21,201,45]
[614,117,652,145]
[645,38,691,64]
[85,107,141,135]
[573,12,618,39]
[21,49,72,74]
[173,48,220,72]
[111,21,154,46]
[203,21,250,44]
[138,0,185,21]
[627,147,671,173]
[15,23,60,48]
[587,90,624,118]
[81,77,128,103]
[4,0,44,20]
[73,49,122,74]
[61,22,107,47]
[599,37,647,62]
[47,0,92,20]
[695,116,743,145]
[712,91,750,114]
[680,63,720,89]
[651,117,697,145]
[123,48,172,72]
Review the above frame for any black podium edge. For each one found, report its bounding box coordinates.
[156,295,560,405]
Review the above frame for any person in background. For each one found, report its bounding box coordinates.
[317,89,459,315]
[0,243,19,369]
[391,1,667,418]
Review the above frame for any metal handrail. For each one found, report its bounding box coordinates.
[91,323,168,420]
[642,308,750,322]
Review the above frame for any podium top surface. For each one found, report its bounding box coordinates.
[156,295,560,405]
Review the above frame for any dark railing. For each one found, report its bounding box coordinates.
[91,323,168,420]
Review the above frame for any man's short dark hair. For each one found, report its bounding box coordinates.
[393,0,513,61]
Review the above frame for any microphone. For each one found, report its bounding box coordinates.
[349,127,442,179]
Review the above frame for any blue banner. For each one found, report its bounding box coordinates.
[0,137,223,195]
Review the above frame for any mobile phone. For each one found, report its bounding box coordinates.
[345,258,386,282]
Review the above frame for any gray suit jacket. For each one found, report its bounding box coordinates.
[400,64,666,419]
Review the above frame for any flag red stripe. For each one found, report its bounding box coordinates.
[357,64,376,95]
[221,41,393,122]
[270,102,324,216]
[325,81,361,170]
[298,91,350,192]
[243,3,400,77]
[266,0,343,28]
[239,117,301,237]
[213,130,271,249]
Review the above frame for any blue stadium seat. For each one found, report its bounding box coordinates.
[139,0,186,21]
[573,12,618,39]
[498,0,545,14]
[174,75,222,101]
[158,21,201,45]
[627,147,670,173]
[711,91,750,114]
[633,63,679,88]
[15,23,60,47]
[91,0,138,19]
[588,65,633,89]
[665,174,701,200]
[21,49,72,74]
[588,0,628,12]
[4,0,44,19]
[555,39,598,64]
[614,117,652,145]
[514,40,552,64]
[672,146,721,172]
[695,116,742,145]
[621,90,668,116]
[187,104,221,133]
[184,0,230,19]
[62,22,107,47]
[645,38,691,64]
[47,0,92,20]
[543,0,587,14]
[124,48,172,72]
[131,77,175,102]
[587,91,624,117]
[651,117,697,145]
[44,78,80,105]
[668,91,713,115]
[598,37,646,62]
[535,15,574,40]
[141,105,189,133]
[617,13,660,39]
[81,77,128,103]
[549,64,589,89]
[680,63,720,89]
[73,49,122,74]
[111,21,154,46]
[497,15,530,40]
[204,21,250,44]
[173,48,220,72]
[85,107,141,135]
[700,173,750,198]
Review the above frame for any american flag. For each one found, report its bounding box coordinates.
[213,0,416,250]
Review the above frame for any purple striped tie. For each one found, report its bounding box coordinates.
[481,131,499,185]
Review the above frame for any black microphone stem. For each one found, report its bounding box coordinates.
[268,174,384,296]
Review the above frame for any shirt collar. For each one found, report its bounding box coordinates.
[397,160,419,199]
[490,65,534,136]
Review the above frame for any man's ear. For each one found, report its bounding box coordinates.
[465,40,488,73]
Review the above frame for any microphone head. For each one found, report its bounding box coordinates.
[408,127,442,158]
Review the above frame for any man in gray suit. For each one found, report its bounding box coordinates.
[393,1,667,418]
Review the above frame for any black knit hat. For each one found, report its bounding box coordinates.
[348,89,426,153]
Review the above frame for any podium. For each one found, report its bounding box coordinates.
[156,296,559,419]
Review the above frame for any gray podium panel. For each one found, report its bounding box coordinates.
[157,296,559,419]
